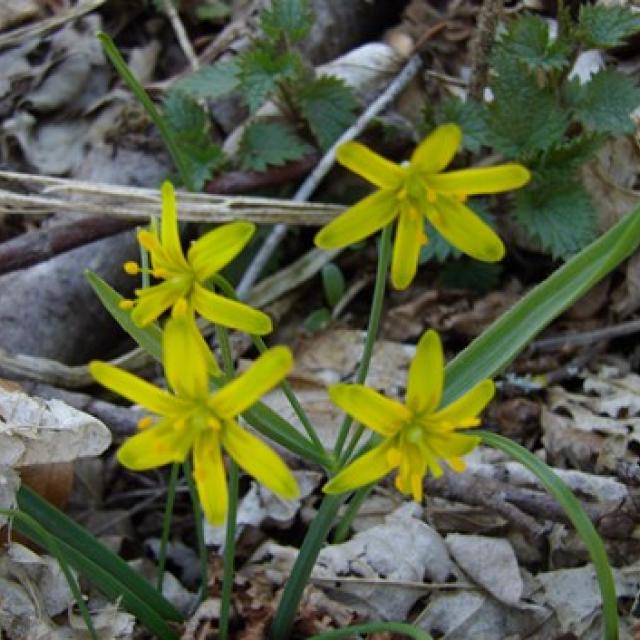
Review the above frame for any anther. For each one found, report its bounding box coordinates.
[137,416,154,430]
[118,299,135,310]
[123,261,141,275]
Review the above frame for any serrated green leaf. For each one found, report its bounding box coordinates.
[296,75,358,149]
[440,97,490,153]
[238,48,299,113]
[439,260,502,293]
[567,69,640,135]
[578,4,640,48]
[321,263,345,308]
[539,134,605,177]
[164,88,207,132]
[237,120,311,171]
[487,58,569,156]
[260,0,313,43]
[513,178,597,259]
[494,14,570,71]
[172,58,239,99]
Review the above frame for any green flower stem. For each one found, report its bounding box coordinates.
[156,462,180,592]
[478,430,618,640]
[333,223,393,457]
[216,324,239,640]
[308,622,433,639]
[0,509,98,640]
[97,32,193,190]
[332,483,372,544]
[270,495,345,639]
[211,274,329,463]
[183,458,209,607]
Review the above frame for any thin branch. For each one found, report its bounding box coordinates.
[161,0,199,72]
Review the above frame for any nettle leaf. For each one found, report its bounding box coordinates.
[539,134,605,177]
[237,120,312,171]
[567,69,640,135]
[494,14,570,71]
[172,58,239,99]
[296,75,358,149]
[164,90,225,189]
[578,4,640,48]
[486,57,569,157]
[260,0,313,43]
[513,177,598,259]
[440,97,490,152]
[238,47,299,113]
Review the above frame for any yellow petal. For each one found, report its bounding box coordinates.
[431,379,495,427]
[406,330,443,414]
[187,222,256,281]
[426,432,480,458]
[163,312,209,398]
[210,346,293,417]
[391,208,424,290]
[222,419,299,499]
[328,384,410,437]
[193,430,228,525]
[131,281,185,326]
[428,164,530,195]
[192,283,272,335]
[117,419,194,470]
[410,124,461,175]
[138,229,172,274]
[336,141,405,189]
[90,361,186,416]
[427,196,505,262]
[160,182,189,270]
[323,443,395,494]
[314,189,398,249]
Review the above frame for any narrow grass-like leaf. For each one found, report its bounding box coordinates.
[308,623,433,640]
[443,206,640,404]
[477,431,617,640]
[16,486,183,628]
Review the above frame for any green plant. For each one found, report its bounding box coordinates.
[303,262,347,332]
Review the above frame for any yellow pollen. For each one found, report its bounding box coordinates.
[137,416,154,430]
[427,189,437,204]
[118,299,135,310]
[123,261,140,275]
[386,447,402,466]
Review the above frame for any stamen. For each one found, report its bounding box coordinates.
[138,230,161,252]
[153,268,169,279]
[124,261,141,275]
[426,189,437,204]
[137,416,154,430]
[118,299,135,310]
[173,298,189,318]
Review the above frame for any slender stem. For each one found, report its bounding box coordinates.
[333,224,393,457]
[308,622,433,640]
[215,324,239,640]
[269,495,345,639]
[332,484,372,544]
[219,462,239,640]
[183,459,208,607]
[97,32,193,190]
[156,462,180,591]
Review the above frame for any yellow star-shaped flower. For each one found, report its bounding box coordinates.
[314,124,530,290]
[122,181,272,335]
[323,330,494,501]
[90,303,299,525]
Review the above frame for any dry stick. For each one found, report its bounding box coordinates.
[161,0,199,72]
[235,54,423,300]
[529,319,640,353]
[468,0,503,100]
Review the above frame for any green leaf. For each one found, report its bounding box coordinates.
[163,90,226,189]
[567,69,640,135]
[321,263,346,308]
[16,487,183,639]
[493,14,570,71]
[477,432,617,640]
[238,47,299,113]
[578,4,640,48]
[296,75,358,149]
[303,307,332,333]
[172,58,240,99]
[513,177,597,259]
[440,97,490,153]
[439,261,502,294]
[486,56,569,157]
[539,134,605,177]
[237,120,311,171]
[260,0,313,43]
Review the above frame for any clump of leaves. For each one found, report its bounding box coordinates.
[170,0,358,174]
[437,5,640,260]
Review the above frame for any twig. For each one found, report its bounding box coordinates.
[529,320,640,354]
[235,54,423,300]
[161,0,199,72]
[468,0,503,100]
[310,576,475,591]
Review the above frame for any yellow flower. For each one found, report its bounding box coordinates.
[122,181,272,335]
[314,124,530,290]
[323,330,494,501]
[89,303,299,525]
